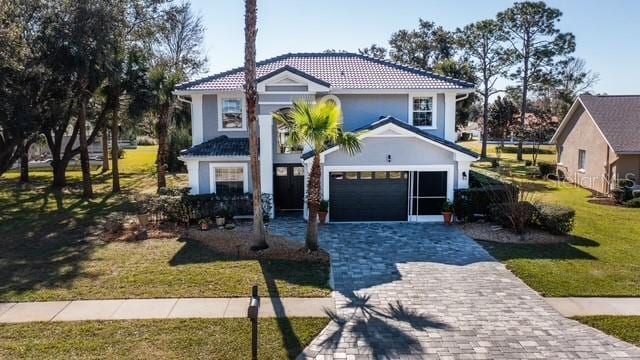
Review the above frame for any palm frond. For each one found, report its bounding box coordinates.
[336,131,362,156]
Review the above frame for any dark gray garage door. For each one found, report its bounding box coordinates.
[329,171,408,222]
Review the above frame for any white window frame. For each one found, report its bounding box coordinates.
[209,163,249,194]
[217,94,247,131]
[408,94,437,130]
[578,149,587,172]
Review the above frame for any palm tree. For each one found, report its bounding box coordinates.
[244,0,267,250]
[274,100,361,250]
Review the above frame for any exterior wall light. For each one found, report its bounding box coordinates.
[462,171,467,180]
[387,154,392,163]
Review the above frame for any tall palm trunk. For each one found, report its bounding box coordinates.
[156,109,169,190]
[111,103,120,193]
[101,130,109,171]
[78,93,93,198]
[305,154,321,251]
[245,0,266,249]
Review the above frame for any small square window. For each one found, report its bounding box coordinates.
[360,171,372,179]
[345,172,358,180]
[293,167,304,176]
[276,167,288,176]
[331,172,344,180]
[374,171,387,179]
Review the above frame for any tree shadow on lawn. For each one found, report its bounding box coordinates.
[476,239,598,261]
[0,181,135,301]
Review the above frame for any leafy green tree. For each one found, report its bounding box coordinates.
[388,19,456,70]
[151,1,206,190]
[488,96,520,148]
[358,44,387,59]
[497,1,575,161]
[274,100,361,251]
[457,19,515,158]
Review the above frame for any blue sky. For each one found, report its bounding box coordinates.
[190,0,639,95]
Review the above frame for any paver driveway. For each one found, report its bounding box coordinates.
[271,220,640,359]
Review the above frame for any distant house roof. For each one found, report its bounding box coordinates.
[180,136,249,157]
[301,116,479,160]
[553,94,640,154]
[176,52,475,91]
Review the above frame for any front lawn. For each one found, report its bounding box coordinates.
[0,146,330,301]
[574,316,640,347]
[0,317,328,359]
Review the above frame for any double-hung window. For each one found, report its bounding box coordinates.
[220,98,244,130]
[411,96,435,128]
[213,165,246,195]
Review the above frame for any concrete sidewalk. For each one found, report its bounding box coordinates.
[546,297,640,317]
[0,297,334,323]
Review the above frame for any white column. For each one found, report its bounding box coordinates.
[258,115,274,217]
[457,161,471,189]
[444,92,457,142]
[191,94,203,146]
[185,159,200,194]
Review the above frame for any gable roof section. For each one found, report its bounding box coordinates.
[180,135,249,157]
[256,65,331,87]
[301,116,479,160]
[552,94,640,154]
[176,52,475,91]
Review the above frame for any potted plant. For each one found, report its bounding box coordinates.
[318,199,329,224]
[199,218,212,231]
[442,200,454,225]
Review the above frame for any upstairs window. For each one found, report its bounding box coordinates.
[220,98,245,130]
[411,96,435,128]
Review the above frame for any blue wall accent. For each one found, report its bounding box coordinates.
[338,94,408,131]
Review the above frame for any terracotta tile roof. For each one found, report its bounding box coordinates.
[579,94,640,154]
[176,52,474,91]
[180,136,249,157]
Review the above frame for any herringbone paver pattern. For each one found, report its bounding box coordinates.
[270,220,640,359]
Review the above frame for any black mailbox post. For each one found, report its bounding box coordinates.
[247,285,260,360]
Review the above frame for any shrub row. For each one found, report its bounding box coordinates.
[488,201,575,235]
[496,146,555,154]
[454,184,519,222]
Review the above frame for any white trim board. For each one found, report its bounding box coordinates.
[208,162,249,194]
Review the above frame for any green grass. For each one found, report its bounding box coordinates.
[0,146,330,301]
[0,317,329,359]
[458,141,640,297]
[574,316,640,346]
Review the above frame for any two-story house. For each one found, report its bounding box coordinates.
[175,52,478,222]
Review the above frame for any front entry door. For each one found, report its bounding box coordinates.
[274,164,305,210]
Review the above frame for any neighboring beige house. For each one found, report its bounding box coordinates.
[551,94,640,194]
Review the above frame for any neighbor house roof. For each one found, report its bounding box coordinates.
[301,116,479,160]
[552,94,640,154]
[176,52,475,91]
[180,135,249,157]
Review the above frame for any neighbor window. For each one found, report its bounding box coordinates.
[215,167,244,195]
[411,96,434,127]
[221,98,243,129]
[578,149,586,170]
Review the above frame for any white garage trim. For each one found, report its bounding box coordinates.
[322,164,454,223]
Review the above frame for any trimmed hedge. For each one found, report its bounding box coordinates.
[612,188,633,204]
[534,203,575,234]
[624,197,640,208]
[496,146,555,154]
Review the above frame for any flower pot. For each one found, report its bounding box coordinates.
[318,211,328,224]
[200,223,210,231]
[442,212,453,225]
[215,217,226,227]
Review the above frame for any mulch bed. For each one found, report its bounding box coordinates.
[183,224,329,264]
[457,222,570,244]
